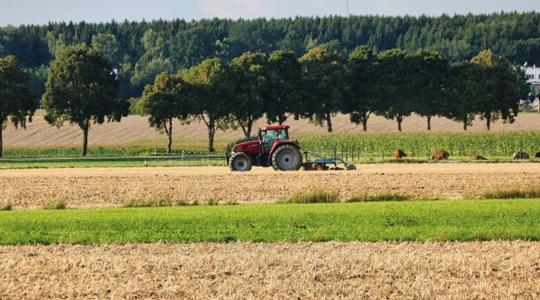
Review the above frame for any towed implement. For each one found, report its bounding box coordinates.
[227,125,356,172]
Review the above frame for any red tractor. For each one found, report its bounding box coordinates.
[228,125,303,171]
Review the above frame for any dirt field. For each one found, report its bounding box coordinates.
[1,163,539,209]
[1,241,538,299]
[4,113,540,147]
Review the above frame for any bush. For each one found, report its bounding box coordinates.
[280,190,340,204]
[123,193,174,208]
[482,188,540,199]
[0,202,13,211]
[347,193,411,202]
[43,199,67,210]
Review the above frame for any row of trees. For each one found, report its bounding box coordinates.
[2,13,540,101]
[138,47,527,153]
[0,44,528,156]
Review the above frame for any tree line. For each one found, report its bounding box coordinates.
[2,13,540,101]
[0,43,527,156]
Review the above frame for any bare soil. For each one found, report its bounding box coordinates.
[1,163,539,209]
[1,241,538,299]
[4,113,540,147]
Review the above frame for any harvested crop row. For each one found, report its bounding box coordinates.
[1,163,539,209]
[1,241,539,299]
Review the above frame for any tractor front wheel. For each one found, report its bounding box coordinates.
[229,152,252,172]
[272,145,303,171]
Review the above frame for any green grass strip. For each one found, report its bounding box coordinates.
[1,199,539,245]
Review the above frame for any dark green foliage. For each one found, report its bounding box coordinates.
[181,58,234,152]
[264,50,301,125]
[345,46,375,131]
[2,13,539,101]
[372,49,416,131]
[0,55,35,157]
[229,52,267,137]
[42,46,129,156]
[138,72,192,154]
[299,47,346,132]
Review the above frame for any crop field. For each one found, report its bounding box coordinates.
[1,163,540,298]
[2,114,540,162]
[1,241,538,299]
[1,163,539,209]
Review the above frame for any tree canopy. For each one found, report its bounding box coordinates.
[138,72,192,154]
[42,45,129,156]
[0,55,35,157]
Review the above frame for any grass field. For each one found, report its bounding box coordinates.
[1,199,539,245]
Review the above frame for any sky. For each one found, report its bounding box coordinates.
[0,0,538,26]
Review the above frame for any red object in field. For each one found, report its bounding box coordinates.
[228,125,303,172]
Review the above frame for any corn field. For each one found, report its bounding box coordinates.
[299,131,540,161]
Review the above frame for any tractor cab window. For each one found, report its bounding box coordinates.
[276,129,288,140]
[263,130,277,144]
[263,129,288,145]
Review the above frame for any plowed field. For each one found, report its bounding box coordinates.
[1,163,539,209]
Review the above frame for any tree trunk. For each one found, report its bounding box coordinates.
[486,114,491,131]
[427,116,432,131]
[239,117,253,138]
[167,118,173,155]
[326,112,333,133]
[81,120,89,157]
[361,118,368,132]
[396,116,403,132]
[277,114,285,125]
[0,125,3,158]
[246,118,254,138]
[208,119,216,153]
[463,120,468,131]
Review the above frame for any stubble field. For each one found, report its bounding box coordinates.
[1,241,539,299]
[1,163,539,209]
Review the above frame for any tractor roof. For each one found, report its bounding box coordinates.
[263,125,289,130]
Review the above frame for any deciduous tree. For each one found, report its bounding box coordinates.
[181,58,233,153]
[42,46,129,156]
[229,52,267,137]
[138,72,192,154]
[0,55,35,157]
[299,47,346,132]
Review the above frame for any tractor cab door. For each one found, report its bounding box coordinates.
[261,129,277,155]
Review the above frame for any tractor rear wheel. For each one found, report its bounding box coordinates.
[229,152,252,172]
[272,145,302,171]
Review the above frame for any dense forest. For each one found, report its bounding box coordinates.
[1,12,540,99]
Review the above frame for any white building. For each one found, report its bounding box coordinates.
[524,64,540,88]
[522,64,540,111]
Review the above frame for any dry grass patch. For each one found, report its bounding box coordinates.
[347,193,411,202]
[0,202,12,211]
[42,199,67,210]
[482,188,540,199]
[279,190,340,204]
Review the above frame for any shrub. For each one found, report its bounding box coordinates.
[347,193,411,202]
[123,193,174,207]
[0,202,13,211]
[43,199,67,210]
[280,190,340,204]
[482,188,540,199]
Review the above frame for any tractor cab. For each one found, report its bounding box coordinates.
[258,125,290,154]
